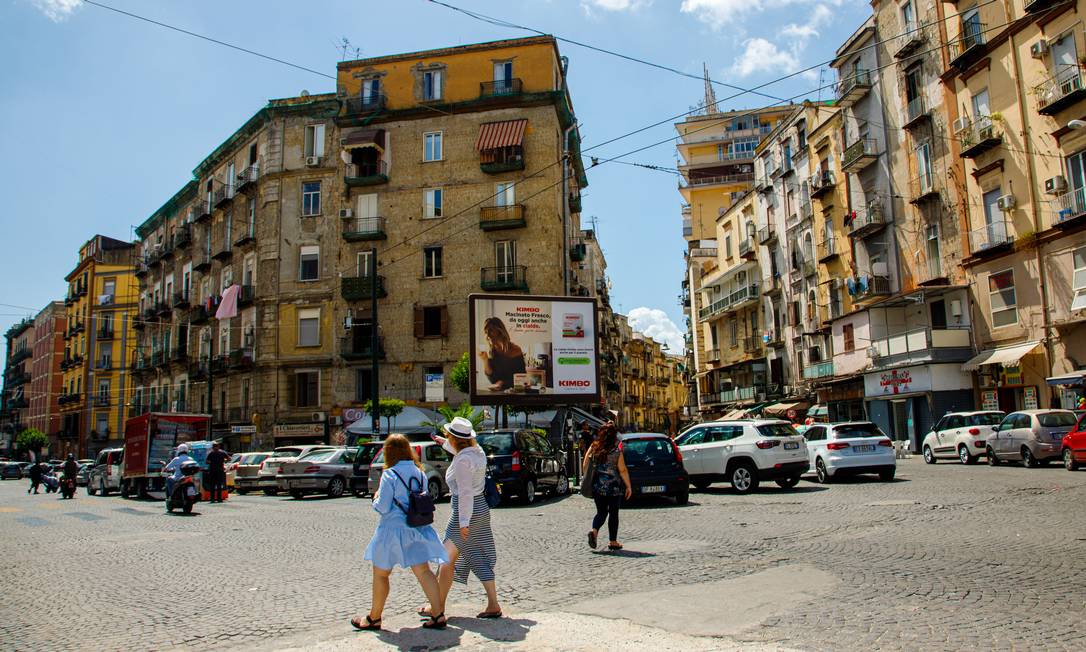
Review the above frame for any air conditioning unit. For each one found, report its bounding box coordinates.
[1030,40,1048,59]
[1045,175,1068,194]
[997,194,1016,211]
[952,116,971,135]
[305,156,321,167]
[339,208,353,219]
[311,411,327,423]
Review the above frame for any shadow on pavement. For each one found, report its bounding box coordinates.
[591,548,656,558]
[696,484,831,495]
[455,615,536,643]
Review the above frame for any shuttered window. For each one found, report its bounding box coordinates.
[988,269,1017,328]
[414,305,448,338]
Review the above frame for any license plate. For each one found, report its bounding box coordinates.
[784,442,800,450]
[185,486,196,497]
[641,485,665,494]
[1053,433,1067,441]
[854,445,875,452]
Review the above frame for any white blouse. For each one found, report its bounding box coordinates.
[443,441,487,527]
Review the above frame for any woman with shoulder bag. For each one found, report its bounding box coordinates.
[419,416,503,621]
[352,434,449,632]
[583,422,632,551]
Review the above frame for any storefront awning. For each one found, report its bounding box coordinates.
[961,340,1042,371]
[342,128,385,152]
[1047,370,1086,387]
[721,409,747,420]
[763,401,811,418]
[475,119,527,151]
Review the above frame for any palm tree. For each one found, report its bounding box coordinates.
[422,401,485,433]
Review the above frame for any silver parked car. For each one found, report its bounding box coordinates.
[233,452,271,495]
[988,409,1079,467]
[368,441,452,499]
[256,445,335,496]
[277,447,356,499]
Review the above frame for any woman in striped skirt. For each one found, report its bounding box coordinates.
[419,416,502,621]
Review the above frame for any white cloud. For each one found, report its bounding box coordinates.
[581,0,651,12]
[781,24,819,40]
[29,0,82,22]
[628,307,685,354]
[730,37,800,78]
[681,0,839,29]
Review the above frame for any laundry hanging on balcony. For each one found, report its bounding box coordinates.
[216,284,240,320]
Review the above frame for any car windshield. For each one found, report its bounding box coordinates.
[621,438,675,464]
[969,413,1003,426]
[299,450,339,463]
[833,423,883,438]
[1038,412,1077,428]
[477,433,516,456]
[756,423,801,438]
[372,451,385,466]
[272,448,302,458]
[242,454,268,465]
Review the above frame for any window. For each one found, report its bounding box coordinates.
[1073,247,1086,311]
[249,142,258,166]
[495,182,515,206]
[355,368,373,402]
[423,246,443,278]
[293,370,319,407]
[900,0,915,29]
[729,318,738,347]
[724,235,733,258]
[297,308,320,347]
[916,141,933,192]
[706,426,743,442]
[299,245,319,281]
[926,224,942,279]
[495,239,517,269]
[95,412,109,435]
[988,269,1018,328]
[424,188,443,218]
[246,198,256,237]
[422,69,443,101]
[424,132,443,162]
[417,306,448,338]
[971,88,991,122]
[843,323,855,352]
[357,250,374,277]
[301,181,321,216]
[361,78,381,103]
[98,344,111,368]
[304,124,325,157]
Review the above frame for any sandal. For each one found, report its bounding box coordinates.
[417,605,432,618]
[608,542,623,550]
[588,530,597,549]
[350,615,381,631]
[422,612,447,629]
[477,609,503,619]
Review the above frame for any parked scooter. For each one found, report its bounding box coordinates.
[166,461,201,514]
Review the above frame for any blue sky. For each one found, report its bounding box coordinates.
[0,0,869,363]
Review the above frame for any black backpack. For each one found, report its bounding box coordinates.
[388,470,435,527]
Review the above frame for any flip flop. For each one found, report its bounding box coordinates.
[422,612,447,629]
[477,610,503,619]
[350,615,381,631]
[608,543,623,551]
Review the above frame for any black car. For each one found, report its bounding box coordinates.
[1,462,23,480]
[350,442,384,497]
[618,433,689,505]
[476,429,569,504]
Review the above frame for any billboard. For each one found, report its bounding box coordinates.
[469,294,599,405]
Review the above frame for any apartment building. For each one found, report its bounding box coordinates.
[31,302,66,455]
[1,318,35,456]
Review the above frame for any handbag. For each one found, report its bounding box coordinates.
[579,458,597,498]
[389,470,435,527]
[484,467,502,508]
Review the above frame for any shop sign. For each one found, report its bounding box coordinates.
[1023,386,1038,410]
[343,408,365,424]
[1000,366,1022,386]
[273,423,324,438]
[865,366,932,396]
[981,390,999,411]
[230,425,256,435]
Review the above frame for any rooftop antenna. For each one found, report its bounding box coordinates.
[703,62,718,115]
[817,67,827,103]
[337,37,361,61]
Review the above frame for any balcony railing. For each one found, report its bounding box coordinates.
[851,274,892,301]
[212,184,235,208]
[909,173,939,204]
[344,94,387,114]
[842,138,878,171]
[172,291,190,309]
[968,219,1014,254]
[949,21,987,71]
[720,386,757,403]
[173,225,192,250]
[1034,65,1086,116]
[958,116,1002,159]
[763,274,783,295]
[895,21,926,59]
[94,395,110,408]
[238,284,255,306]
[570,240,587,262]
[818,238,838,263]
[870,326,973,368]
[480,78,523,97]
[848,201,886,238]
[836,69,872,107]
[688,247,718,258]
[212,241,232,261]
[480,265,528,291]
[480,146,525,174]
[6,371,30,386]
[9,348,31,364]
[803,360,834,380]
[189,305,211,325]
[229,348,254,370]
[742,336,762,354]
[1054,187,1086,227]
[339,336,385,361]
[236,165,259,192]
[171,346,188,363]
[757,225,776,244]
[809,171,836,198]
[234,223,256,248]
[738,238,754,259]
[705,348,721,363]
[479,205,526,231]
[96,327,114,341]
[341,275,388,301]
[904,95,929,128]
[189,200,211,223]
[342,216,387,241]
[683,173,756,188]
[344,161,389,186]
[193,252,212,272]
[800,200,813,221]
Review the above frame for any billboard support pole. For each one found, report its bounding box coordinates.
[370,247,380,438]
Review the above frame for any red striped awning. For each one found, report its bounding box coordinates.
[475,119,527,151]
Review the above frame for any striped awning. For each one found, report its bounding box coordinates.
[342,128,385,152]
[475,119,527,151]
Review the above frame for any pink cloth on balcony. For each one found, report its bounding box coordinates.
[216,284,240,320]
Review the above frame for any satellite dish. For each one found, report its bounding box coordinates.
[300,90,310,97]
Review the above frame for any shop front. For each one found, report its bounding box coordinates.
[962,341,1049,412]
[864,364,974,452]
[817,375,866,423]
[273,422,328,447]
[1047,370,1086,410]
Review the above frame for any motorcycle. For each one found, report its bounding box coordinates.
[60,476,77,499]
[166,461,201,515]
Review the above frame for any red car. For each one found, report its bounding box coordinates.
[1061,412,1086,471]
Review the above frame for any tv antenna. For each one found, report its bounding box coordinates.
[337,38,361,61]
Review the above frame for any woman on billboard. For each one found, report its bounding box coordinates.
[479,317,526,391]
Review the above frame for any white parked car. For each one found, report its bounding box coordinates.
[802,422,896,483]
[675,420,809,494]
[921,411,1004,465]
[256,445,336,496]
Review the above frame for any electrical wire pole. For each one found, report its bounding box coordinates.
[369,247,380,438]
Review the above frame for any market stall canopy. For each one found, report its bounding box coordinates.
[961,340,1042,371]
[1046,370,1086,387]
[345,406,440,439]
[721,409,748,420]
[475,119,527,151]
[342,128,385,152]
[762,401,810,418]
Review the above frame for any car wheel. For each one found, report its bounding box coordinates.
[327,476,346,498]
[728,462,759,494]
[775,475,801,489]
[923,446,936,464]
[958,446,976,465]
[673,491,689,505]
[554,474,570,496]
[99,479,108,497]
[815,458,831,484]
[522,479,537,504]
[1023,447,1038,468]
[1064,448,1079,471]
[878,468,896,482]
[987,447,1000,466]
[236,489,249,495]
[692,479,711,491]
[290,490,305,500]
[120,481,130,499]
[427,478,441,499]
[182,502,193,515]
[87,479,97,496]
[263,488,277,496]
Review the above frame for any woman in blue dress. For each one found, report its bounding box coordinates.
[352,434,449,631]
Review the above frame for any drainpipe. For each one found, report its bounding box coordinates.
[688,261,703,413]
[562,124,575,296]
[1006,9,1056,403]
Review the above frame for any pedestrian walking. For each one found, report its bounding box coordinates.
[582,422,632,551]
[419,416,503,621]
[204,442,230,503]
[352,434,448,632]
[27,460,42,494]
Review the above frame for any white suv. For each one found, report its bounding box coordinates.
[676,420,809,494]
[802,422,896,483]
[920,411,1003,464]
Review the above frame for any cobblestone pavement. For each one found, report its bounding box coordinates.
[2,458,1085,650]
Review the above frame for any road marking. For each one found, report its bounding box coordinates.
[0,506,21,513]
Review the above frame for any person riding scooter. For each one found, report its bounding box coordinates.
[61,454,79,499]
[164,444,193,502]
[164,444,200,514]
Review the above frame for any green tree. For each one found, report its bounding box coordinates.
[16,428,48,455]
[450,352,471,394]
[423,401,485,433]
[363,398,406,433]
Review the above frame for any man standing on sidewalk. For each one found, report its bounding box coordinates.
[205,442,230,503]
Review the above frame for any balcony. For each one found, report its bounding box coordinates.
[909,173,940,204]
[134,261,149,278]
[480,78,523,98]
[800,200,813,221]
[238,284,255,306]
[189,305,211,325]
[818,238,839,263]
[344,161,389,187]
[949,22,987,72]
[8,396,28,409]
[480,265,528,292]
[172,291,190,309]
[173,225,192,250]
[212,184,235,208]
[188,362,208,381]
[958,117,1002,159]
[193,253,212,272]
[764,157,779,179]
[699,295,729,321]
[763,274,783,296]
[728,283,760,310]
[10,348,31,365]
[754,173,770,191]
[212,242,232,262]
[738,238,754,259]
[1025,0,1061,12]
[842,138,878,172]
[96,327,114,341]
[847,201,886,238]
[869,326,973,369]
[94,395,110,408]
[968,219,1014,256]
[803,360,835,380]
[341,275,387,301]
[851,274,892,302]
[479,205,526,231]
[480,146,525,174]
[705,348,721,364]
[161,241,176,262]
[894,21,926,59]
[757,225,777,245]
[568,193,582,214]
[742,336,762,355]
[903,96,930,129]
[344,94,387,115]
[236,165,259,193]
[720,386,756,403]
[6,371,30,387]
[154,301,171,317]
[1035,65,1086,116]
[339,336,385,361]
[340,216,387,242]
[836,69,872,107]
[210,355,229,375]
[170,346,188,363]
[684,173,755,189]
[688,246,718,258]
[228,348,254,370]
[233,224,256,248]
[570,241,587,262]
[190,200,211,223]
[151,349,168,368]
[809,171,836,198]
